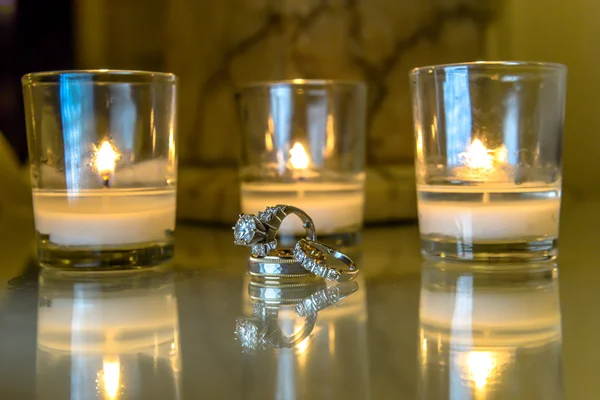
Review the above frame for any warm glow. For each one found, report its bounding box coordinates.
[460,139,494,170]
[455,139,511,181]
[416,126,424,161]
[466,351,496,389]
[99,356,121,399]
[168,132,176,162]
[296,336,310,354]
[325,114,335,155]
[495,144,508,164]
[265,133,274,152]
[93,140,119,177]
[461,350,512,391]
[289,142,309,169]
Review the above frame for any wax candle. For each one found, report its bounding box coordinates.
[33,188,176,246]
[240,143,364,236]
[418,184,560,241]
[237,81,366,244]
[417,139,561,259]
[33,140,176,248]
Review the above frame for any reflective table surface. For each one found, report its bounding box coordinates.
[0,201,599,399]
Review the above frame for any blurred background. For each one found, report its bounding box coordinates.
[0,0,593,223]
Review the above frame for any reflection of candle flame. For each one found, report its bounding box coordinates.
[296,336,310,354]
[460,350,511,392]
[93,140,119,186]
[466,351,496,389]
[290,142,309,170]
[99,355,121,399]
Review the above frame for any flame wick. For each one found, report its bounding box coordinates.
[93,140,119,187]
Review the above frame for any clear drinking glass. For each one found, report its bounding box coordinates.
[237,80,367,246]
[410,62,567,261]
[22,70,178,269]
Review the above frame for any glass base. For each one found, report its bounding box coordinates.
[420,235,558,262]
[37,234,174,270]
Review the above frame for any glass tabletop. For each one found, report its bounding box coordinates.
[0,202,597,399]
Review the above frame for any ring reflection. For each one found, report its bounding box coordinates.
[237,275,368,399]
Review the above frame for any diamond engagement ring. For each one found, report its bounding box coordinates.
[257,204,317,242]
[233,214,277,256]
[233,205,317,257]
[233,214,270,246]
[293,238,359,282]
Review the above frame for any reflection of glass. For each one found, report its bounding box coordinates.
[418,262,563,399]
[36,268,181,399]
[236,276,369,399]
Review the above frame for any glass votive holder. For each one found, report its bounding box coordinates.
[22,70,178,269]
[236,80,367,246]
[410,62,567,262]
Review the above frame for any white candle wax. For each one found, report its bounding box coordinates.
[33,188,176,246]
[417,184,560,241]
[241,181,364,235]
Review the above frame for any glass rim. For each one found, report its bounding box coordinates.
[22,69,178,85]
[238,79,366,92]
[410,61,567,77]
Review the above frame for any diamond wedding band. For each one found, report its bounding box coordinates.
[293,238,358,282]
[248,249,313,279]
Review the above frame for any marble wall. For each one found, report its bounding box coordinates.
[165,0,495,166]
[79,0,498,222]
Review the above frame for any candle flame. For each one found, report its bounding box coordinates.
[93,140,119,177]
[455,139,510,181]
[98,355,121,399]
[290,142,309,170]
[461,139,494,170]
